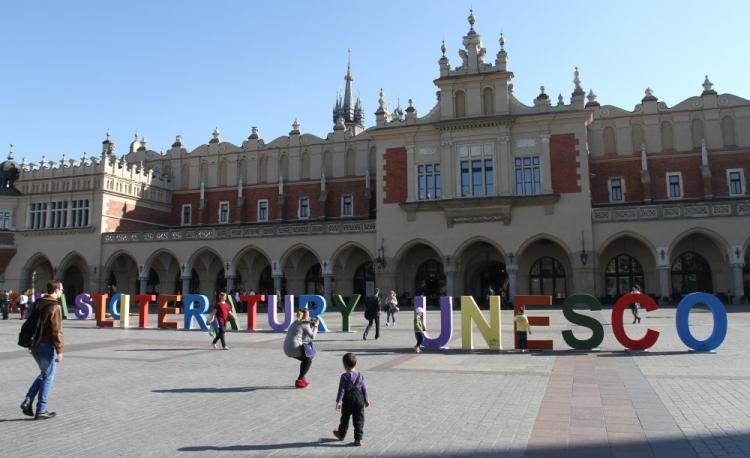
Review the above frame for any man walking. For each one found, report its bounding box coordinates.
[21,279,64,420]
[363,288,381,340]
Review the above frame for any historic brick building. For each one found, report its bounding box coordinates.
[2,12,749,307]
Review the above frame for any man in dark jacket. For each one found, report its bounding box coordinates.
[363,288,381,340]
[21,279,64,420]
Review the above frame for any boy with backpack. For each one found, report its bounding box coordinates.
[332,352,369,446]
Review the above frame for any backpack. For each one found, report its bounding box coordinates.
[342,373,365,408]
[18,304,43,348]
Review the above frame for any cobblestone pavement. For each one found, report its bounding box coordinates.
[1,306,749,457]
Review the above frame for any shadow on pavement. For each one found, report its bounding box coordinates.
[152,386,295,394]
[178,438,340,451]
[0,418,35,423]
[115,348,204,352]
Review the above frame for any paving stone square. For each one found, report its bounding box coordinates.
[2,306,750,457]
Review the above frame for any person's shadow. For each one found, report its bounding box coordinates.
[152,386,294,394]
[178,438,340,451]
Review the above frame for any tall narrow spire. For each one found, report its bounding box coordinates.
[332,49,364,132]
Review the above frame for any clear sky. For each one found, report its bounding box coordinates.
[1,0,748,164]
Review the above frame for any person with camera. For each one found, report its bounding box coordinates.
[283,309,319,388]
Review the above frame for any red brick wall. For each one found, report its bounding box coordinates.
[550,134,581,193]
[105,200,171,231]
[384,147,407,204]
[170,180,370,225]
[590,150,750,203]
[590,158,643,204]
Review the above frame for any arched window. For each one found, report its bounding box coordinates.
[529,257,567,298]
[345,149,356,176]
[671,251,712,297]
[259,156,268,183]
[603,126,617,155]
[353,261,374,298]
[300,151,310,180]
[482,88,494,115]
[415,259,446,306]
[454,91,466,118]
[691,119,704,149]
[323,151,333,177]
[279,154,289,181]
[305,263,323,295]
[631,124,645,153]
[722,116,736,147]
[660,121,674,150]
[605,254,644,299]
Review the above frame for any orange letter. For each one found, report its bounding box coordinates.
[158,294,182,329]
[240,294,265,331]
[514,295,553,350]
[92,293,117,328]
[133,294,156,328]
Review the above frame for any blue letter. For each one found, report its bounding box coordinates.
[107,293,123,320]
[299,294,328,332]
[182,294,210,331]
[676,292,728,352]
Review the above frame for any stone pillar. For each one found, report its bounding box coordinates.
[731,263,744,304]
[273,275,283,292]
[657,266,671,304]
[226,276,235,293]
[323,274,333,301]
[444,256,457,299]
[507,264,518,301]
[139,277,147,295]
[181,276,191,296]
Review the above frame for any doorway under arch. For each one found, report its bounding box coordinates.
[671,251,713,298]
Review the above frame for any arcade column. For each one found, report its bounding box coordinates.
[731,262,744,304]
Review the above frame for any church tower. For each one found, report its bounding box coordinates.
[332,49,364,135]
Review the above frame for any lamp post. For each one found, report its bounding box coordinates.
[580,230,589,266]
[375,238,386,269]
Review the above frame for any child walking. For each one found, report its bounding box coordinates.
[208,292,235,350]
[414,307,426,353]
[333,353,369,446]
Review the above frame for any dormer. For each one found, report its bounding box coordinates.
[434,10,513,120]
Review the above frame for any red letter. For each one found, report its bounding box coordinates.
[611,293,659,350]
[133,295,156,328]
[240,295,265,331]
[514,295,553,350]
[158,294,182,329]
[92,294,117,328]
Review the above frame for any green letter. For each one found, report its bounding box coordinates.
[561,293,604,350]
[334,294,360,332]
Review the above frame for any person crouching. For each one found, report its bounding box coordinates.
[283,309,318,388]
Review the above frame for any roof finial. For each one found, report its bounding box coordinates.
[702,75,716,95]
[106,129,111,141]
[573,67,582,90]
[8,144,13,160]
[378,88,386,110]
[134,130,139,140]
[499,32,505,50]
[468,8,475,31]
[441,40,446,57]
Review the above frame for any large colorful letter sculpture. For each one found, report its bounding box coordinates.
[224,295,240,331]
[182,295,210,330]
[415,296,454,349]
[561,294,604,350]
[75,293,94,320]
[59,294,70,319]
[240,294,265,330]
[334,294,360,332]
[299,295,328,332]
[93,294,117,327]
[514,295,553,350]
[676,292,728,352]
[461,295,501,350]
[106,293,132,327]
[158,294,182,329]
[611,293,659,350]
[267,295,294,331]
[132,295,156,328]
[107,293,123,319]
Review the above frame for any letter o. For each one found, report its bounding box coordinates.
[675,292,728,352]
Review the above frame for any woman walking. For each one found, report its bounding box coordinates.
[284,309,319,388]
[384,290,399,327]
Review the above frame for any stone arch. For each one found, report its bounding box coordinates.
[103,250,138,294]
[516,237,572,299]
[452,236,506,261]
[516,233,573,260]
[669,229,729,298]
[668,227,730,255]
[232,245,272,293]
[143,249,181,295]
[599,235,657,299]
[330,241,375,264]
[660,121,674,150]
[279,243,323,270]
[398,242,445,306]
[187,247,225,295]
[279,244,322,296]
[454,238,506,305]
[393,238,445,264]
[598,230,657,257]
[21,253,54,292]
[482,87,494,115]
[454,90,466,117]
[330,242,375,297]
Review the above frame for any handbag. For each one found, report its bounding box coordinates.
[302,341,316,358]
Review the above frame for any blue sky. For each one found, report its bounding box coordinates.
[1,0,748,164]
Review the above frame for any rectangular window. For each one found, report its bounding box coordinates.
[417,163,442,200]
[667,173,682,199]
[257,200,268,222]
[29,202,48,229]
[70,199,89,227]
[298,197,309,219]
[609,178,623,202]
[341,195,353,217]
[181,204,192,226]
[458,144,494,197]
[727,169,745,196]
[0,210,10,229]
[218,201,229,224]
[50,201,68,228]
[515,156,542,195]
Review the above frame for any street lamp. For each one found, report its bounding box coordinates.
[580,230,589,266]
[375,238,387,269]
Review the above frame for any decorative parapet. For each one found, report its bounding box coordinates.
[592,200,750,223]
[102,219,376,243]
